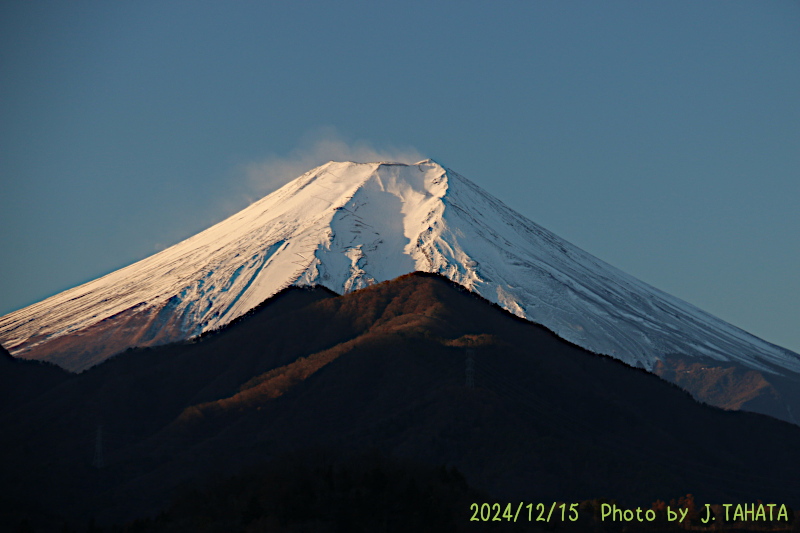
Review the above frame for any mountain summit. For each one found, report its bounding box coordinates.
[1,159,798,380]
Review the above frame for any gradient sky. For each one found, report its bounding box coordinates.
[1,1,798,353]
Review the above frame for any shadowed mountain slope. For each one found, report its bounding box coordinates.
[3,161,798,414]
[0,342,70,410]
[2,273,799,531]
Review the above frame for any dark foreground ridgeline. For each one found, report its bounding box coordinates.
[2,273,800,532]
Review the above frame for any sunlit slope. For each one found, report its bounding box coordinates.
[1,160,798,379]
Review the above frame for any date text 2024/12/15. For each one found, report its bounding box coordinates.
[470,502,578,523]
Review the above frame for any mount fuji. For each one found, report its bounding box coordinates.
[1,160,798,394]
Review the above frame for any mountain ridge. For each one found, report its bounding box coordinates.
[1,160,798,383]
[3,273,800,529]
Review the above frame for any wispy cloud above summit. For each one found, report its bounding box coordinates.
[243,127,424,197]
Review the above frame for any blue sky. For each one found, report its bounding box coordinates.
[1,1,798,353]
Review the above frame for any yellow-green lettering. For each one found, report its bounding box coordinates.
[767,503,776,521]
[701,504,711,524]
[601,503,611,521]
[569,503,578,522]
[734,504,744,522]
[755,504,765,521]
[778,505,788,521]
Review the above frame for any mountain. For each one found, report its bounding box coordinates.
[1,160,798,421]
[3,274,800,530]
[0,340,69,411]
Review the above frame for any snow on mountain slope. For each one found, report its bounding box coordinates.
[1,159,799,376]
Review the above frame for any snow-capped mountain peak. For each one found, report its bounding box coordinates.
[2,159,799,378]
